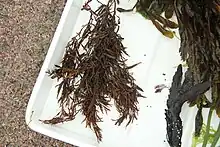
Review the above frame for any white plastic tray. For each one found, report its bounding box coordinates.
[25,0,219,146]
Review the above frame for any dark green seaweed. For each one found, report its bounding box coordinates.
[195,107,203,137]
[173,1,220,145]
[165,64,210,147]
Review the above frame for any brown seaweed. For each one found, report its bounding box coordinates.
[117,0,178,38]
[42,0,143,142]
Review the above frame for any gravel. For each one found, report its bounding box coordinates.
[0,0,73,146]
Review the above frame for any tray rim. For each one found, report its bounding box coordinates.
[25,0,220,146]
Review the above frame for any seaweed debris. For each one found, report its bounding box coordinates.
[42,0,144,142]
[117,0,178,38]
[173,0,220,146]
[174,0,220,115]
[165,64,210,147]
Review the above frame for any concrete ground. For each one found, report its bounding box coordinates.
[0,0,73,146]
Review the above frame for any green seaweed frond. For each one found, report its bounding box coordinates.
[192,123,217,147]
